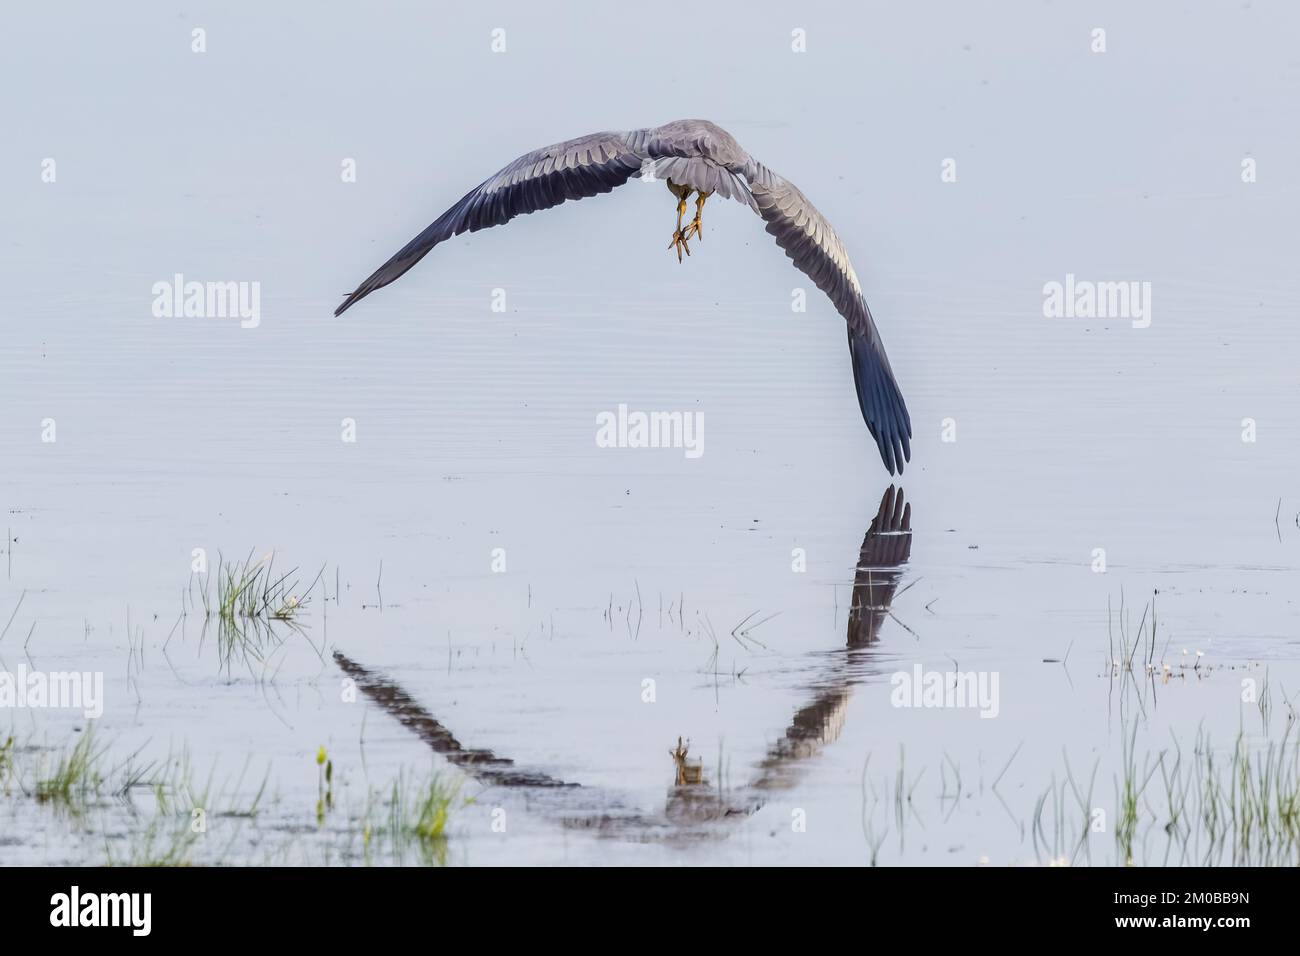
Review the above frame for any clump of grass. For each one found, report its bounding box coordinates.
[36,730,106,813]
[188,550,325,673]
[1186,726,1300,866]
[1028,724,1300,866]
[106,811,202,867]
[0,735,15,792]
[199,550,321,625]
[106,749,268,866]
[1114,723,1160,865]
[381,771,472,866]
[410,780,459,842]
[1105,590,1166,707]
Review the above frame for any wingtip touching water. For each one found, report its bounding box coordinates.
[848,324,912,474]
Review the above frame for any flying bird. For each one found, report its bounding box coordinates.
[335,119,912,473]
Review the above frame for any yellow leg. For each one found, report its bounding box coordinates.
[668,197,693,263]
[683,191,710,241]
[665,181,694,263]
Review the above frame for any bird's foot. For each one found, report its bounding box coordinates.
[668,229,692,263]
[682,215,704,241]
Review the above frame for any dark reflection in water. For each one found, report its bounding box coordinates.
[332,653,575,789]
[848,485,912,648]
[748,486,911,792]
[334,485,914,842]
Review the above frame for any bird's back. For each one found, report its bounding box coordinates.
[637,120,751,169]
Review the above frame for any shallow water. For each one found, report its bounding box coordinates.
[2,1,1299,865]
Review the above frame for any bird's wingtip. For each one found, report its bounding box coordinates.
[334,290,361,317]
[848,325,912,476]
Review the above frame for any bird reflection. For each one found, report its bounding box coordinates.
[334,485,914,841]
[848,484,912,648]
[668,486,913,821]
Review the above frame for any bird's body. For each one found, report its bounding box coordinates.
[335,119,912,473]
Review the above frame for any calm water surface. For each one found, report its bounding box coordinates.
[2,1,1298,865]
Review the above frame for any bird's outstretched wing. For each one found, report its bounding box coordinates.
[742,163,912,474]
[333,120,910,474]
[334,130,643,316]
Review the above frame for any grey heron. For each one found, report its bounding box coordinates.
[335,119,912,473]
